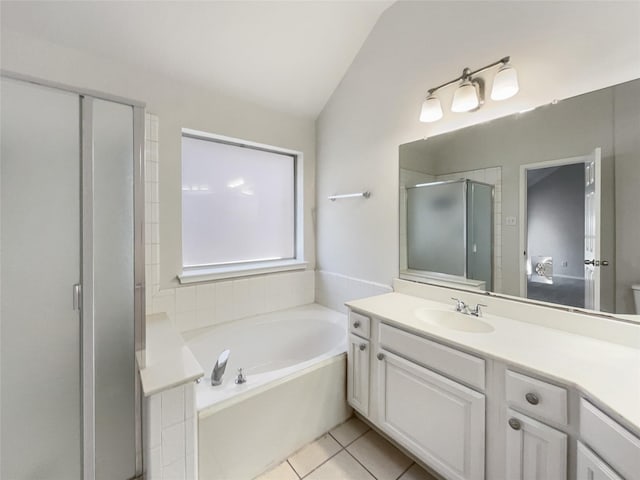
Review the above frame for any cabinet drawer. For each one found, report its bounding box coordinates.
[349,311,371,339]
[505,370,568,425]
[379,323,485,390]
[580,399,640,480]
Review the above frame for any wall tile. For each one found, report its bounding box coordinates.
[145,394,162,449]
[146,446,163,480]
[232,279,251,319]
[196,283,216,311]
[175,287,197,313]
[162,421,185,467]
[163,455,186,480]
[161,386,184,428]
[215,281,234,323]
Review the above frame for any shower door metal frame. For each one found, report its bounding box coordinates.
[1,70,146,480]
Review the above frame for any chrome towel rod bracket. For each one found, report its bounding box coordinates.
[328,191,371,201]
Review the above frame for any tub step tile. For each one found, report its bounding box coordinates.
[305,450,374,480]
[347,430,413,480]
[330,416,370,447]
[256,461,299,480]
[288,433,342,477]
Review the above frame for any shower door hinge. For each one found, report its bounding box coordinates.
[73,283,82,311]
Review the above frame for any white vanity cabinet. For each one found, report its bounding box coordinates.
[505,409,567,480]
[347,311,372,416]
[576,442,623,480]
[376,349,485,480]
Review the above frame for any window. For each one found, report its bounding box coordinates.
[179,129,304,282]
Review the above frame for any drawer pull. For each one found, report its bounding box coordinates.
[359,343,366,351]
[508,418,522,430]
[377,352,385,361]
[525,392,540,405]
[353,320,361,328]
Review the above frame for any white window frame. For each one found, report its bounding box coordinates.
[178,128,306,284]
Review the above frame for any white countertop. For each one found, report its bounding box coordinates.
[138,313,204,396]
[346,292,640,432]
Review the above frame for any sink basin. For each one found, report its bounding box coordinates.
[415,308,495,333]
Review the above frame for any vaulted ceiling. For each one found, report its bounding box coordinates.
[0,1,393,118]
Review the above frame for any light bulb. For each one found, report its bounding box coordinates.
[451,79,479,112]
[491,63,519,100]
[419,94,443,122]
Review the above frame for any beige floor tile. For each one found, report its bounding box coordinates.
[255,461,299,480]
[330,416,370,447]
[306,451,375,480]
[347,430,413,480]
[399,463,440,480]
[288,434,342,477]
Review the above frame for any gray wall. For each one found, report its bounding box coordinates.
[527,164,585,279]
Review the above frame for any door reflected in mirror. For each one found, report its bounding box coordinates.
[399,78,640,315]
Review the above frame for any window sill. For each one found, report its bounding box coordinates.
[178,259,308,284]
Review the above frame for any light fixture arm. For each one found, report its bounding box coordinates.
[427,56,510,95]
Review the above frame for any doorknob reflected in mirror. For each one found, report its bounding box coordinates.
[584,259,610,266]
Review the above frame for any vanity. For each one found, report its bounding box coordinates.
[346,280,640,480]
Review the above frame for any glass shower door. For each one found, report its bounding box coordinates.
[1,78,82,478]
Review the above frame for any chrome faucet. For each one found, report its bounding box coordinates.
[452,298,487,317]
[211,349,230,386]
[451,297,470,314]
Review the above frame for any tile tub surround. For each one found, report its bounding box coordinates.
[315,270,393,314]
[257,416,439,480]
[143,112,315,334]
[144,382,198,480]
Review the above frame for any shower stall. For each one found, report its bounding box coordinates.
[406,179,494,289]
[1,74,145,479]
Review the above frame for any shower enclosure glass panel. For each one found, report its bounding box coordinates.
[406,179,493,288]
[407,181,466,276]
[1,79,82,478]
[93,98,136,479]
[467,182,493,288]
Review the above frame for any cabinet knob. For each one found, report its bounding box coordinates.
[377,353,385,361]
[353,320,361,328]
[508,418,522,430]
[359,343,366,351]
[525,392,539,405]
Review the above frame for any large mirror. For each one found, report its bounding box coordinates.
[400,78,640,315]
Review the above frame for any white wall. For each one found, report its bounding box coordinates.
[1,30,317,289]
[316,1,640,287]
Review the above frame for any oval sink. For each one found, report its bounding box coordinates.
[415,308,495,333]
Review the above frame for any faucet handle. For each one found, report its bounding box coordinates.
[470,303,488,317]
[451,297,467,312]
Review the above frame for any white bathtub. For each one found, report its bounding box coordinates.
[184,303,352,479]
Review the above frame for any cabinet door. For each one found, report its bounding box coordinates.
[377,350,485,480]
[576,442,623,480]
[506,409,567,480]
[347,334,370,416]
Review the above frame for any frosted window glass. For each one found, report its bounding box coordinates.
[182,136,295,267]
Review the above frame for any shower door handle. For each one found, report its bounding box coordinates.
[73,283,82,311]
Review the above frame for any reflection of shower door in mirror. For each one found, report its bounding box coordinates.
[521,148,601,310]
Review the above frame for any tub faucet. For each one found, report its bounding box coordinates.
[211,349,230,386]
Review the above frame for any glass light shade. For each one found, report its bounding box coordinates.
[491,64,519,100]
[419,95,443,122]
[451,80,479,112]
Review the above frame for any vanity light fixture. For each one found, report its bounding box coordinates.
[420,56,519,122]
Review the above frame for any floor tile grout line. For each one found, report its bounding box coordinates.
[329,426,371,449]
[343,446,380,480]
[299,444,345,479]
[286,459,302,480]
[395,461,415,480]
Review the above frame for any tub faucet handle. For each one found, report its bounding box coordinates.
[235,368,247,385]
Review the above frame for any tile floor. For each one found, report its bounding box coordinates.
[256,416,439,480]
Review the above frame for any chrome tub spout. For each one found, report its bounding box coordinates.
[211,349,230,386]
